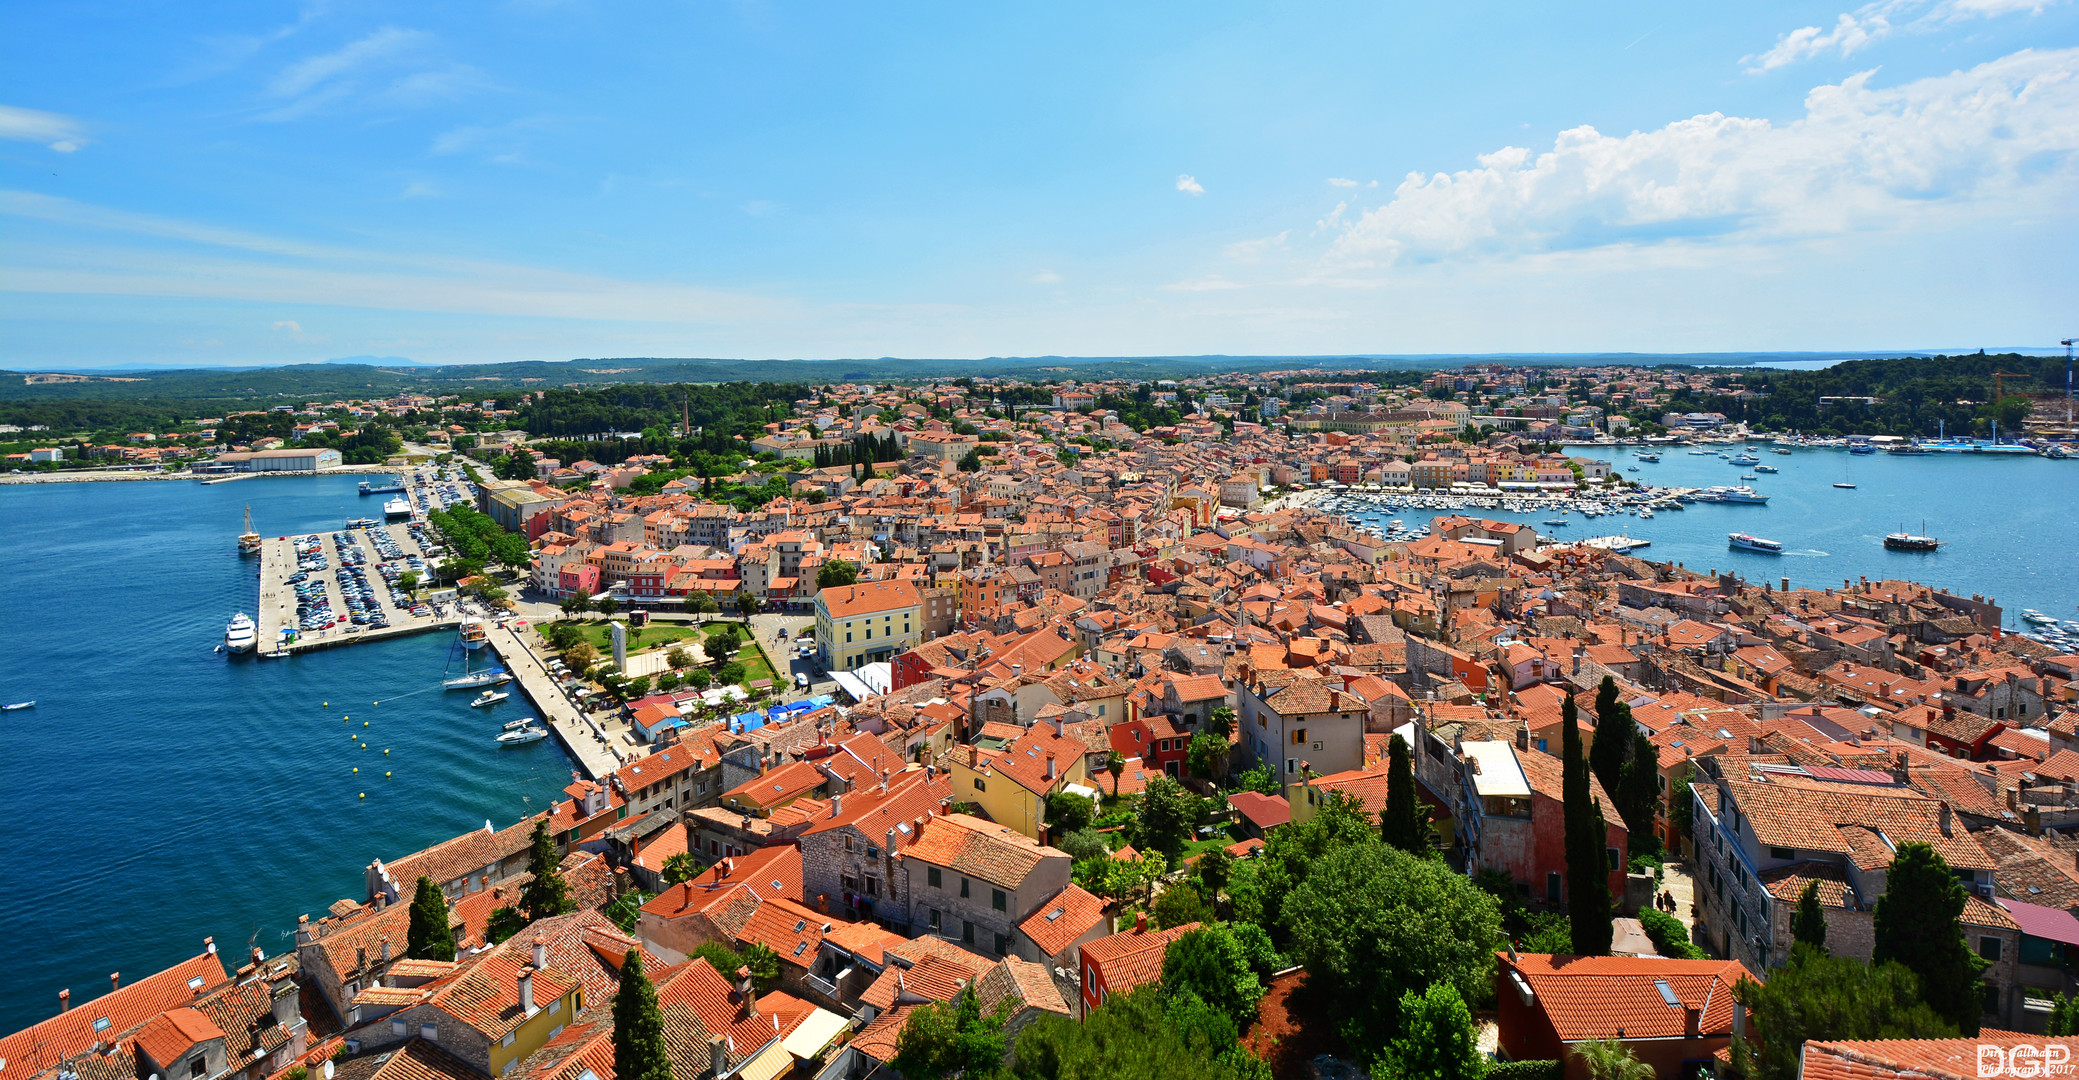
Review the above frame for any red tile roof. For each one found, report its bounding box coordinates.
[1801,1032,2066,1080]
[1017,885,1108,958]
[1499,953,1754,1042]
[0,951,230,1077]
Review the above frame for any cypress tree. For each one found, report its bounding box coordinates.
[518,819,574,924]
[1618,730,1663,849]
[1562,692,1613,955]
[1873,842,1990,1035]
[1381,734,1429,855]
[1588,676,1632,799]
[405,875,457,962]
[1791,880,1828,955]
[612,950,671,1080]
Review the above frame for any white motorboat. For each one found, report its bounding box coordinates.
[471,690,511,707]
[383,497,411,519]
[497,725,549,745]
[501,716,538,732]
[224,612,257,653]
[2,701,33,711]
[1728,532,1784,554]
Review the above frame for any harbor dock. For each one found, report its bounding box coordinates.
[252,523,453,656]
[482,622,623,779]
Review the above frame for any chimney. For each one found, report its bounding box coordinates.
[832,794,843,817]
[1054,715,1065,737]
[1134,912,1148,934]
[518,966,537,1015]
[1045,754,1056,780]
[1939,801,1953,837]
[379,938,390,964]
[110,972,120,993]
[886,827,898,853]
[1684,1005,1701,1039]
[735,967,758,1017]
[532,932,548,970]
[709,1035,727,1078]
[58,988,70,1014]
[1515,725,1529,751]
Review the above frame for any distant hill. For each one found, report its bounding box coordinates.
[323,355,435,367]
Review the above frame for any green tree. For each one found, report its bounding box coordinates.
[683,667,712,689]
[1055,828,1112,864]
[1380,733,1429,856]
[518,818,574,923]
[495,450,535,481]
[1575,1038,1654,1080]
[666,645,692,670]
[1232,763,1281,796]
[715,660,746,686]
[1149,884,1213,931]
[689,591,721,615]
[890,986,1010,1079]
[816,559,860,590]
[2049,992,2078,1037]
[1227,921,1284,980]
[1617,730,1662,850]
[734,591,761,619]
[1380,983,1483,1080]
[1132,776,1206,865]
[612,950,671,1080]
[1667,761,1696,845]
[1872,842,1991,1035]
[1096,850,1168,907]
[485,905,527,944]
[1280,841,1502,1065]
[1159,924,1264,1023]
[1245,789,1377,939]
[597,595,620,617]
[1205,706,1235,739]
[1562,692,1613,956]
[1732,949,1957,1080]
[405,875,456,962]
[739,941,780,993]
[399,569,421,594]
[1588,676,1631,798]
[1791,880,1828,954]
[1186,732,1229,782]
[705,627,742,664]
[662,852,703,887]
[1010,986,1269,1080]
[1046,791,1096,836]
[1107,750,1125,796]
[1195,847,1234,902]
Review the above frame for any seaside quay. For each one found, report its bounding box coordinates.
[253,524,454,656]
[481,622,622,780]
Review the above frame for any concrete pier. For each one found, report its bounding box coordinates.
[482,622,624,780]
[252,522,455,656]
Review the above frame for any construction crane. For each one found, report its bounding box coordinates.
[2064,338,2074,429]
[1989,370,2032,443]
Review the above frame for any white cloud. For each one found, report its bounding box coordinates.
[1327,177,1358,187]
[1175,174,1205,196]
[1225,232,1289,261]
[1745,11,1889,72]
[1326,48,2079,267]
[1744,0,2063,73]
[271,320,305,337]
[0,105,87,152]
[1030,269,1062,284]
[270,27,427,98]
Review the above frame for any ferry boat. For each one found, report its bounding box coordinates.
[359,480,406,495]
[471,689,511,707]
[383,497,411,519]
[237,505,262,556]
[497,724,549,746]
[224,612,257,653]
[1883,532,1942,551]
[444,670,511,691]
[1728,532,1784,554]
[458,619,490,651]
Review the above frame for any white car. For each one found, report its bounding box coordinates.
[795,673,810,689]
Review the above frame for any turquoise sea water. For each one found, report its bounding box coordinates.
[0,476,572,1034]
[1342,445,2079,622]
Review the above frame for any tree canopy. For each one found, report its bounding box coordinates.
[405,875,456,962]
[518,818,574,923]
[892,986,1012,1080]
[611,950,671,1080]
[1872,842,1990,1035]
[1732,948,1957,1080]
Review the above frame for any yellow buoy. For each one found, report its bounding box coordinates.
[384,748,390,754]
[385,771,392,777]
[363,721,369,727]
[359,792,365,799]
[324,702,329,707]
[352,767,359,773]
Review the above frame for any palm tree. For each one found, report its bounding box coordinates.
[1575,1039,1654,1080]
[1107,751,1124,797]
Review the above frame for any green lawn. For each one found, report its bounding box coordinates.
[1178,823,1249,862]
[574,621,704,655]
[697,623,779,688]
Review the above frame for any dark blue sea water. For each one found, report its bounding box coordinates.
[1344,445,2079,622]
[0,476,573,1034]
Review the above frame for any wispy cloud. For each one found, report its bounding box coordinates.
[1225,232,1289,261]
[270,27,426,97]
[1744,0,2063,72]
[1326,177,1358,188]
[0,105,87,152]
[1030,269,1062,284]
[1175,174,1205,196]
[1323,48,2079,266]
[0,190,791,324]
[260,27,484,120]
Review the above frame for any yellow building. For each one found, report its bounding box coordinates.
[945,721,1090,841]
[815,580,923,671]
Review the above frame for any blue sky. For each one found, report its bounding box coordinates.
[3,1,2075,366]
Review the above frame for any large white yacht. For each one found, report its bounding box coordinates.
[224,613,258,653]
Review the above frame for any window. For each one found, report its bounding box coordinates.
[960,877,971,898]
[930,908,942,931]
[1605,847,1620,871]
[972,778,986,792]
[1546,872,1562,904]
[846,632,853,643]
[421,1023,438,1040]
[393,1020,408,1037]
[993,932,1009,955]
[992,888,1007,912]
[1981,936,2004,962]
[192,1060,206,1079]
[1536,738,1548,753]
[1291,728,1305,746]
[962,920,975,944]
[1767,846,1794,861]
[929,867,943,888]
[866,876,880,896]
[501,1033,515,1047]
[846,835,854,851]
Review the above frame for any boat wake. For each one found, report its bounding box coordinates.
[1785,549,1830,557]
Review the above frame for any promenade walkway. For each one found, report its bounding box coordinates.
[483,622,625,780]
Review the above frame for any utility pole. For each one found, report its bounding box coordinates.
[2063,338,2074,431]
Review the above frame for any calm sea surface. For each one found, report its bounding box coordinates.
[1340,444,2079,622]
[0,475,572,1034]
[0,454,2074,1032]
